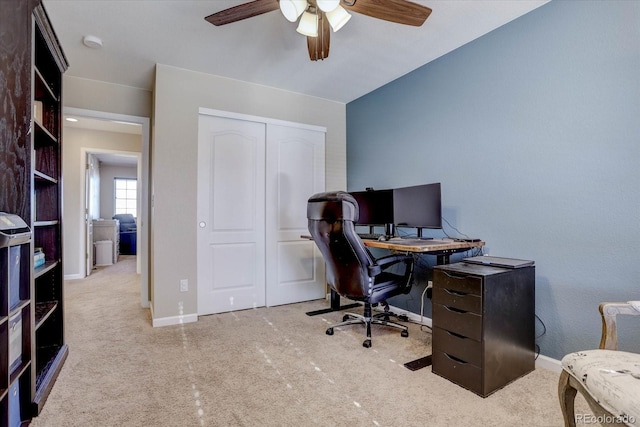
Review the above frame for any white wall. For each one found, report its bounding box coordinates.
[63,76,152,118]
[152,64,347,322]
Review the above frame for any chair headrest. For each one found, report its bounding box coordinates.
[307,191,359,223]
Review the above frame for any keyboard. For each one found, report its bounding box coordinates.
[358,233,383,240]
[389,238,449,246]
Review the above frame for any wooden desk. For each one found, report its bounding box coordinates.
[363,238,484,264]
[304,236,485,315]
[303,234,484,255]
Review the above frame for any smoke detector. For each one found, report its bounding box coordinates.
[82,35,103,49]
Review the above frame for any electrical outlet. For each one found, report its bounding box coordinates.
[180,279,188,292]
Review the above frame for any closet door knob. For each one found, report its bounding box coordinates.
[199,221,206,228]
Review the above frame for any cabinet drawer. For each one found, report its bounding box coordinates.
[432,350,482,396]
[432,303,482,341]
[434,269,482,296]
[432,327,482,367]
[432,287,481,314]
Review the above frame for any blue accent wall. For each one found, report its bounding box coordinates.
[346,0,640,360]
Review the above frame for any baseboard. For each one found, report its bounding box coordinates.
[534,354,562,373]
[383,303,562,372]
[64,273,84,280]
[150,303,198,327]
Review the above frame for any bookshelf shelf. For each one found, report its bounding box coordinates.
[34,301,58,330]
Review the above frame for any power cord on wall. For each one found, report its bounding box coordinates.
[419,281,433,333]
[441,215,471,240]
[534,313,546,360]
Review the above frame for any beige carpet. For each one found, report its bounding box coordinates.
[30,256,590,427]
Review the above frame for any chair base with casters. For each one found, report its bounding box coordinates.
[325,301,409,348]
[558,301,640,427]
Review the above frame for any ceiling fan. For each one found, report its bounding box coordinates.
[205,0,432,61]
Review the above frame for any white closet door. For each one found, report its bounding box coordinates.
[197,115,266,315]
[265,124,326,306]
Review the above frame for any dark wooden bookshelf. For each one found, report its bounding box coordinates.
[31,3,69,416]
[0,1,68,424]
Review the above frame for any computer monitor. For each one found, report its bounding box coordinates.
[350,189,394,226]
[393,183,442,237]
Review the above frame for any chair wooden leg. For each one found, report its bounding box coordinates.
[558,370,577,427]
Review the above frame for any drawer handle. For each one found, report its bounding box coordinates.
[444,288,467,297]
[446,330,467,340]
[444,352,468,365]
[444,305,467,314]
[442,271,469,279]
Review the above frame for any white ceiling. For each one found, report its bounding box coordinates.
[65,116,142,135]
[43,0,549,104]
[93,152,139,167]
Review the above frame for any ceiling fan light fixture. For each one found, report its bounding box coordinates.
[326,5,351,32]
[296,10,318,37]
[316,0,340,13]
[279,0,307,22]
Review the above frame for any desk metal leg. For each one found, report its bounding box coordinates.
[305,289,361,316]
[436,253,450,265]
[404,355,432,371]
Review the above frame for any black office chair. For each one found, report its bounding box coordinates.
[307,191,414,348]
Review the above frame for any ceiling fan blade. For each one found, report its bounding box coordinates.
[342,0,432,27]
[307,12,331,61]
[205,0,279,26]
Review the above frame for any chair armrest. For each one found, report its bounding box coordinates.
[368,254,413,277]
[598,301,640,350]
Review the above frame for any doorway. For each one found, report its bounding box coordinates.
[86,150,139,270]
[64,107,151,308]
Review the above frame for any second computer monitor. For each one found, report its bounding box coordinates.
[350,189,394,226]
[393,183,442,233]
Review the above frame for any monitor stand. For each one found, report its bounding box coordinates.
[385,223,394,238]
[416,227,433,240]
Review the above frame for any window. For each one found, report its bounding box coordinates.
[114,178,137,218]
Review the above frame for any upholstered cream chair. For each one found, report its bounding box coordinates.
[559,301,640,426]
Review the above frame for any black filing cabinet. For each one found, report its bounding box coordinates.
[432,262,535,397]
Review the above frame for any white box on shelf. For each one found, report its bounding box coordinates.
[33,100,43,123]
